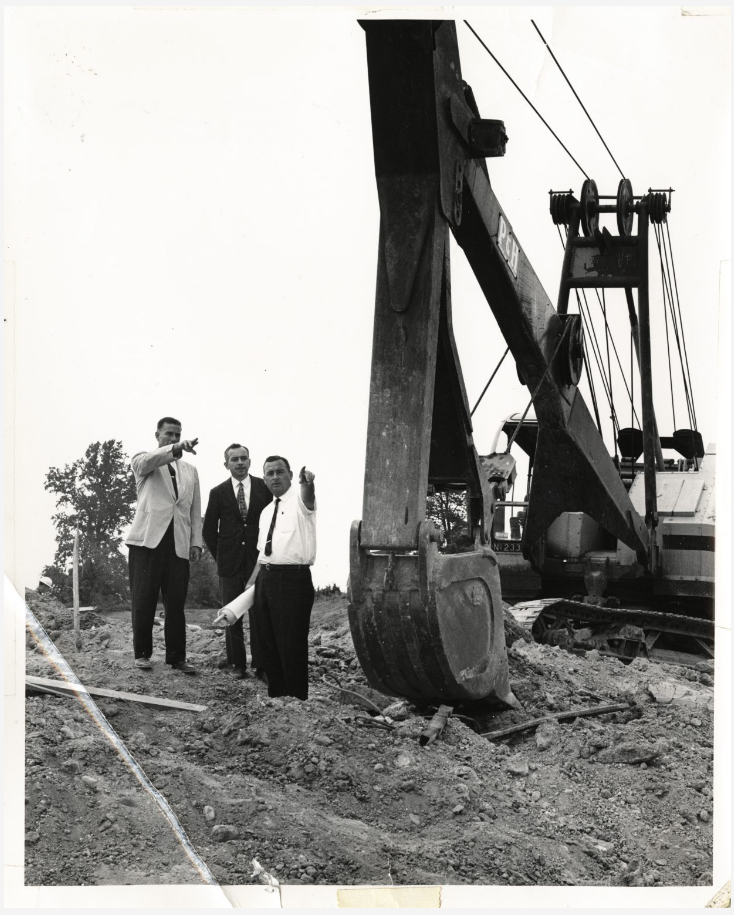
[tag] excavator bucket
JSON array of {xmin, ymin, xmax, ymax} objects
[{"xmin": 348, "ymin": 522, "xmax": 518, "ymax": 706}]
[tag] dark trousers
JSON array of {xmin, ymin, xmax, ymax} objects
[
  {"xmin": 128, "ymin": 522, "xmax": 189, "ymax": 664},
  {"xmin": 254, "ymin": 566, "xmax": 314, "ymax": 700},
  {"xmin": 219, "ymin": 572, "xmax": 263, "ymax": 670}
]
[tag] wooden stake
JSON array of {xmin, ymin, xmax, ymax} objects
[{"xmin": 72, "ymin": 528, "xmax": 82, "ymax": 648}]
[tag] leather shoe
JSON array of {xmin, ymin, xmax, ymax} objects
[
  {"xmin": 170, "ymin": 660, "xmax": 197, "ymax": 674},
  {"xmin": 233, "ymin": 667, "xmax": 247, "ymax": 680},
  {"xmin": 255, "ymin": 668, "xmax": 268, "ymax": 683},
  {"xmin": 135, "ymin": 657, "xmax": 153, "ymax": 670}
]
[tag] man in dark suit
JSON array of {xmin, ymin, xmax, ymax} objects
[{"xmin": 203, "ymin": 443, "xmax": 272, "ymax": 678}]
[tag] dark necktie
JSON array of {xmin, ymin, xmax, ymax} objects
[
  {"xmin": 237, "ymin": 482, "xmax": 248, "ymax": 522},
  {"xmin": 263, "ymin": 498, "xmax": 281, "ymax": 557},
  {"xmin": 168, "ymin": 464, "xmax": 178, "ymax": 499}
]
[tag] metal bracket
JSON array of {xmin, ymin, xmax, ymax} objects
[{"xmin": 448, "ymin": 95, "xmax": 507, "ymax": 158}]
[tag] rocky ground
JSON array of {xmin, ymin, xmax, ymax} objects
[{"xmin": 23, "ymin": 588, "xmax": 714, "ymax": 889}]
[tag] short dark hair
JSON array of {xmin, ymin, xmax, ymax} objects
[
  {"xmin": 263, "ymin": 455, "xmax": 290, "ymax": 472},
  {"xmin": 157, "ymin": 416, "xmax": 182, "ymax": 430},
  {"xmin": 224, "ymin": 443, "xmax": 250, "ymax": 461}
]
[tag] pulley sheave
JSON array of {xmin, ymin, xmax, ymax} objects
[
  {"xmin": 558, "ymin": 313, "xmax": 585, "ymax": 387},
  {"xmin": 616, "ymin": 178, "xmax": 634, "ymax": 236},
  {"xmin": 580, "ymin": 178, "xmax": 599, "ymax": 237}
]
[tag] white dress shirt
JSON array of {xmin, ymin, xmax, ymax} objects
[{"xmin": 257, "ymin": 484, "xmax": 316, "ymax": 565}]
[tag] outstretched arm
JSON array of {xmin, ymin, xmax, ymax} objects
[
  {"xmin": 299, "ymin": 466, "xmax": 316, "ymax": 510},
  {"xmin": 131, "ymin": 438, "xmax": 198, "ymax": 477}
]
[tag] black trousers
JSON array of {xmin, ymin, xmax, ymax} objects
[
  {"xmin": 219, "ymin": 572, "xmax": 263, "ymax": 670},
  {"xmin": 254, "ymin": 565, "xmax": 314, "ymax": 700},
  {"xmin": 128, "ymin": 522, "xmax": 189, "ymax": 664}
]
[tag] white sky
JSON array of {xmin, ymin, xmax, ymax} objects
[{"xmin": 5, "ymin": 6, "xmax": 730, "ymax": 591}]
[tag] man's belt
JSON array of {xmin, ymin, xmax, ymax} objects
[{"xmin": 261, "ymin": 563, "xmax": 312, "ymax": 571}]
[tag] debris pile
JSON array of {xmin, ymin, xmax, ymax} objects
[{"xmin": 24, "ymin": 590, "xmax": 714, "ymax": 887}]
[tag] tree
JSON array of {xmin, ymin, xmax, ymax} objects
[
  {"xmin": 425, "ymin": 488, "xmax": 472, "ymax": 552},
  {"xmin": 44, "ymin": 440, "xmax": 137, "ymax": 607}
]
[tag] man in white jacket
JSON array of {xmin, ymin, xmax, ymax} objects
[{"xmin": 126, "ymin": 416, "xmax": 203, "ymax": 673}]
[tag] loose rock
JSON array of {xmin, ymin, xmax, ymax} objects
[
  {"xmin": 506, "ymin": 756, "xmax": 529, "ymax": 777},
  {"xmin": 211, "ymin": 825, "xmax": 239, "ymax": 842},
  {"xmin": 535, "ymin": 719, "xmax": 561, "ymax": 752}
]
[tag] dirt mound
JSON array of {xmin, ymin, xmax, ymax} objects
[{"xmin": 24, "ymin": 590, "xmax": 713, "ymax": 887}]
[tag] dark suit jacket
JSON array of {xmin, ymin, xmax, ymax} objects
[{"xmin": 202, "ymin": 475, "xmax": 273, "ymax": 579}]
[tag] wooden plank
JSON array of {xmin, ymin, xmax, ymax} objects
[
  {"xmin": 25, "ymin": 675, "xmax": 207, "ymax": 712},
  {"xmin": 25, "ymin": 682, "xmax": 77, "ymax": 701}
]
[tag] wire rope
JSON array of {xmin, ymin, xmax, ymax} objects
[
  {"xmin": 505, "ymin": 318, "xmax": 574, "ymax": 453},
  {"xmin": 530, "ymin": 20, "xmax": 625, "ymax": 179},
  {"xmin": 471, "ymin": 346, "xmax": 511, "ymax": 416},
  {"xmin": 463, "ymin": 20, "xmax": 589, "ymax": 179},
  {"xmin": 657, "ymin": 226, "xmax": 678, "ymax": 428},
  {"xmin": 654, "ymin": 224, "xmax": 696, "ymax": 430},
  {"xmin": 630, "ymin": 331, "xmax": 635, "ymax": 429},
  {"xmin": 590, "ymin": 287, "xmax": 640, "ymax": 430},
  {"xmin": 576, "ymin": 291, "xmax": 622, "ymax": 436},
  {"xmin": 600, "ymin": 289, "xmax": 619, "ymax": 458},
  {"xmin": 660, "ymin": 229, "xmax": 695, "ymax": 427},
  {"xmin": 665, "ymin": 221, "xmax": 698, "ymax": 429}
]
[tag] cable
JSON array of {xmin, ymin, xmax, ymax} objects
[
  {"xmin": 655, "ymin": 222, "xmax": 700, "ymax": 470},
  {"xmin": 657, "ymin": 224, "xmax": 697, "ymax": 471},
  {"xmin": 556, "ymin": 227, "xmax": 602, "ymax": 436},
  {"xmin": 630, "ymin": 331, "xmax": 635, "ymax": 429},
  {"xmin": 471, "ymin": 346, "xmax": 511, "ymax": 416},
  {"xmin": 590, "ymin": 287, "xmax": 639, "ymax": 430},
  {"xmin": 531, "ymin": 20, "xmax": 625, "ymax": 180},
  {"xmin": 664, "ymin": 221, "xmax": 699, "ymax": 431},
  {"xmin": 505, "ymin": 319, "xmax": 574, "ymax": 453},
  {"xmin": 654, "ymin": 224, "xmax": 696, "ymax": 430},
  {"xmin": 657, "ymin": 227, "xmax": 678, "ymax": 428},
  {"xmin": 577, "ymin": 291, "xmax": 623, "ymax": 435},
  {"xmin": 555, "ymin": 225, "xmax": 627, "ymax": 436},
  {"xmin": 463, "ymin": 20, "xmax": 589, "ymax": 179},
  {"xmin": 600, "ymin": 289, "xmax": 619, "ymax": 458}
]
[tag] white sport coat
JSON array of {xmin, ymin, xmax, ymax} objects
[{"xmin": 125, "ymin": 445, "xmax": 203, "ymax": 559}]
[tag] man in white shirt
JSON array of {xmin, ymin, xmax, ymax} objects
[{"xmin": 244, "ymin": 455, "xmax": 316, "ymax": 700}]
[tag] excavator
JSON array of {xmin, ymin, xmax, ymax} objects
[{"xmin": 347, "ymin": 20, "xmax": 715, "ymax": 706}]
